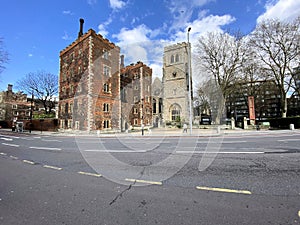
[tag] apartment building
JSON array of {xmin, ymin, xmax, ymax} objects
[
  {"xmin": 120, "ymin": 61, "xmax": 152, "ymax": 130},
  {"xmin": 58, "ymin": 19, "xmax": 121, "ymax": 131}
]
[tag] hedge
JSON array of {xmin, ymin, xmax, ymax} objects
[{"xmin": 268, "ymin": 116, "xmax": 300, "ymax": 129}]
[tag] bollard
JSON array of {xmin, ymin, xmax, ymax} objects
[{"xmin": 289, "ymin": 124, "xmax": 294, "ymax": 130}]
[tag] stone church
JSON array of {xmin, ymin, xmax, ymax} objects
[{"xmin": 162, "ymin": 42, "xmax": 192, "ymax": 124}]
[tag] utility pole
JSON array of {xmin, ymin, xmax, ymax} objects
[{"xmin": 187, "ymin": 27, "xmax": 193, "ymax": 135}]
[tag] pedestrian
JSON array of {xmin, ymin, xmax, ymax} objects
[{"xmin": 183, "ymin": 123, "xmax": 187, "ymax": 133}]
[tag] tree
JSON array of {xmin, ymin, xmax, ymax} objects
[
  {"xmin": 0, "ymin": 37, "xmax": 9, "ymax": 76},
  {"xmin": 16, "ymin": 71, "xmax": 58, "ymax": 114},
  {"xmin": 249, "ymin": 17, "xmax": 300, "ymax": 118},
  {"xmin": 195, "ymin": 31, "xmax": 247, "ymax": 123}
]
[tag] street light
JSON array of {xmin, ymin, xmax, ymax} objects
[{"xmin": 187, "ymin": 27, "xmax": 193, "ymax": 134}]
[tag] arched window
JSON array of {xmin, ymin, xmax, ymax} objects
[
  {"xmin": 170, "ymin": 104, "xmax": 181, "ymax": 121},
  {"xmin": 171, "ymin": 55, "xmax": 175, "ymax": 63}
]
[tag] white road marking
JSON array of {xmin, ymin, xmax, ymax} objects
[
  {"xmin": 78, "ymin": 171, "xmax": 102, "ymax": 177},
  {"xmin": 43, "ymin": 165, "xmax": 62, "ymax": 170},
  {"xmin": 29, "ymin": 146, "xmax": 61, "ymax": 151},
  {"xmin": 84, "ymin": 149, "xmax": 146, "ymax": 153},
  {"xmin": 277, "ymin": 139, "xmax": 300, "ymax": 142},
  {"xmin": 23, "ymin": 160, "xmax": 35, "ymax": 165},
  {"xmin": 197, "ymin": 141, "xmax": 247, "ymax": 144},
  {"xmin": 42, "ymin": 139, "xmax": 62, "ymax": 143},
  {"xmin": 2, "ymin": 143, "xmax": 19, "ymax": 147},
  {"xmin": 0, "ymin": 137, "xmax": 13, "ymax": 141},
  {"xmin": 196, "ymin": 186, "xmax": 252, "ymax": 195},
  {"xmin": 176, "ymin": 151, "xmax": 265, "ymax": 154},
  {"xmin": 125, "ymin": 178, "xmax": 162, "ymax": 185},
  {"xmin": 0, "ymin": 135, "xmax": 19, "ymax": 139},
  {"xmin": 9, "ymin": 155, "xmax": 18, "ymax": 160},
  {"xmin": 0, "ymin": 152, "xmax": 7, "ymax": 156}
]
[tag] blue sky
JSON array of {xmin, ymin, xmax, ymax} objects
[{"xmin": 0, "ymin": 0, "xmax": 299, "ymax": 91}]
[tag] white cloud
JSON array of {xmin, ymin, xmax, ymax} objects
[
  {"xmin": 62, "ymin": 10, "xmax": 74, "ymax": 16},
  {"xmin": 28, "ymin": 53, "xmax": 33, "ymax": 57},
  {"xmin": 166, "ymin": 0, "xmax": 215, "ymax": 31},
  {"xmin": 98, "ymin": 17, "xmax": 112, "ymax": 37},
  {"xmin": 62, "ymin": 31, "xmax": 72, "ymax": 41},
  {"xmin": 257, "ymin": 0, "xmax": 300, "ymax": 23},
  {"xmin": 109, "ymin": 0, "xmax": 126, "ymax": 10},
  {"xmin": 172, "ymin": 14, "xmax": 236, "ymax": 46},
  {"xmin": 87, "ymin": 0, "xmax": 97, "ymax": 5}
]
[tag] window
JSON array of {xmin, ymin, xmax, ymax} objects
[
  {"xmin": 134, "ymin": 119, "xmax": 138, "ymax": 125},
  {"xmin": 103, "ymin": 103, "xmax": 109, "ymax": 112},
  {"xmin": 103, "ymin": 65, "xmax": 110, "ymax": 76},
  {"xmin": 171, "ymin": 55, "xmax": 175, "ymax": 63},
  {"xmin": 103, "ymin": 83, "xmax": 110, "ymax": 93},
  {"xmin": 175, "ymin": 54, "xmax": 179, "ymax": 62},
  {"xmin": 171, "ymin": 105, "xmax": 181, "ymax": 121},
  {"xmin": 103, "ymin": 120, "xmax": 110, "ymax": 128},
  {"xmin": 12, "ymin": 104, "xmax": 17, "ymax": 109},
  {"xmin": 103, "ymin": 50, "xmax": 109, "ymax": 60},
  {"xmin": 134, "ymin": 74, "xmax": 139, "ymax": 79},
  {"xmin": 134, "ymin": 107, "xmax": 138, "ymax": 114}
]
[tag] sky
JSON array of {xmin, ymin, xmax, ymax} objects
[{"xmin": 0, "ymin": 0, "xmax": 299, "ymax": 91}]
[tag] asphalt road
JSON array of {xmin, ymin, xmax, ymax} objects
[{"xmin": 0, "ymin": 130, "xmax": 300, "ymax": 225}]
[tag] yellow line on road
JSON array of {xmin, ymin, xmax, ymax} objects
[
  {"xmin": 125, "ymin": 178, "xmax": 162, "ymax": 185},
  {"xmin": 43, "ymin": 165, "xmax": 62, "ymax": 170},
  {"xmin": 196, "ymin": 186, "xmax": 252, "ymax": 195},
  {"xmin": 78, "ymin": 171, "xmax": 102, "ymax": 177},
  {"xmin": 23, "ymin": 160, "xmax": 35, "ymax": 165}
]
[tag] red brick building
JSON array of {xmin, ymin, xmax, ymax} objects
[
  {"xmin": 58, "ymin": 19, "xmax": 121, "ymax": 131},
  {"xmin": 120, "ymin": 61, "xmax": 152, "ymax": 131}
]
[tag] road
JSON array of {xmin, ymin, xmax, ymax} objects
[{"xmin": 0, "ymin": 130, "xmax": 299, "ymax": 225}]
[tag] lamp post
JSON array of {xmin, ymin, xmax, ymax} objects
[{"xmin": 187, "ymin": 27, "xmax": 193, "ymax": 134}]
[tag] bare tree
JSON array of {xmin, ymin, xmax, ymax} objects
[
  {"xmin": 16, "ymin": 71, "xmax": 58, "ymax": 114},
  {"xmin": 195, "ymin": 31, "xmax": 247, "ymax": 123},
  {"xmin": 0, "ymin": 37, "xmax": 9, "ymax": 76},
  {"xmin": 249, "ymin": 17, "xmax": 300, "ymax": 118}
]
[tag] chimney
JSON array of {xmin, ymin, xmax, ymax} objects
[
  {"xmin": 7, "ymin": 84, "xmax": 13, "ymax": 92},
  {"xmin": 120, "ymin": 55, "xmax": 124, "ymax": 69},
  {"xmin": 78, "ymin": 18, "xmax": 84, "ymax": 38}
]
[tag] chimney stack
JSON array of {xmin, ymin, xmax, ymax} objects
[
  {"xmin": 120, "ymin": 55, "xmax": 124, "ymax": 69},
  {"xmin": 7, "ymin": 84, "xmax": 13, "ymax": 92},
  {"xmin": 78, "ymin": 18, "xmax": 84, "ymax": 38}
]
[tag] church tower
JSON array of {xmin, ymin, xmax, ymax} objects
[{"xmin": 162, "ymin": 42, "xmax": 192, "ymax": 124}]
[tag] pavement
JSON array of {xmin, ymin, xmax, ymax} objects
[{"xmin": 1, "ymin": 126, "xmax": 299, "ymax": 137}]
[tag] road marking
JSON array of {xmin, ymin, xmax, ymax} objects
[
  {"xmin": 29, "ymin": 146, "xmax": 61, "ymax": 151},
  {"xmin": 197, "ymin": 141, "xmax": 247, "ymax": 144},
  {"xmin": 2, "ymin": 143, "xmax": 20, "ymax": 147},
  {"xmin": 9, "ymin": 155, "xmax": 18, "ymax": 160},
  {"xmin": 84, "ymin": 149, "xmax": 146, "ymax": 153},
  {"xmin": 78, "ymin": 171, "xmax": 102, "ymax": 177},
  {"xmin": 0, "ymin": 137, "xmax": 13, "ymax": 141},
  {"xmin": 176, "ymin": 151, "xmax": 265, "ymax": 154},
  {"xmin": 196, "ymin": 186, "xmax": 252, "ymax": 195},
  {"xmin": 0, "ymin": 135, "xmax": 19, "ymax": 139},
  {"xmin": 0, "ymin": 152, "xmax": 7, "ymax": 156},
  {"xmin": 298, "ymin": 210, "xmax": 300, "ymax": 218},
  {"xmin": 23, "ymin": 160, "xmax": 35, "ymax": 165},
  {"xmin": 42, "ymin": 139, "xmax": 62, "ymax": 143},
  {"xmin": 125, "ymin": 178, "xmax": 162, "ymax": 185},
  {"xmin": 277, "ymin": 139, "xmax": 300, "ymax": 142},
  {"xmin": 43, "ymin": 165, "xmax": 62, "ymax": 170}
]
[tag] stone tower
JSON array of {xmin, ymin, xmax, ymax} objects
[{"xmin": 162, "ymin": 42, "xmax": 192, "ymax": 124}]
